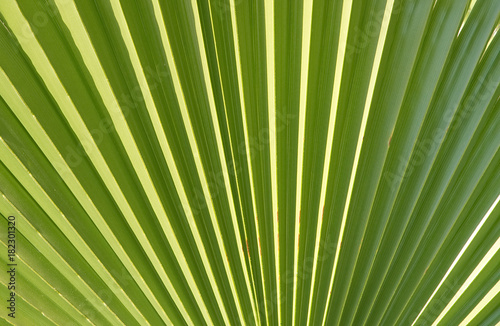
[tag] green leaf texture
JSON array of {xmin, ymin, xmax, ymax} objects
[{"xmin": 0, "ymin": 0, "xmax": 499, "ymax": 325}]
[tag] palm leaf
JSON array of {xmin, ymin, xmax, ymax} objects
[{"xmin": 0, "ymin": 0, "xmax": 499, "ymax": 325}]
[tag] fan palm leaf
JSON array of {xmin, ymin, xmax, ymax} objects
[{"xmin": 0, "ymin": 0, "xmax": 499, "ymax": 325}]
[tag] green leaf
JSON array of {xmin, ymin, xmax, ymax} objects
[{"xmin": 0, "ymin": 0, "xmax": 498, "ymax": 325}]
